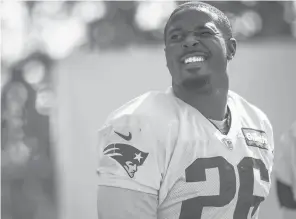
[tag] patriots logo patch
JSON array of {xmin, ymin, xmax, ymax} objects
[
  {"xmin": 241, "ymin": 128, "xmax": 268, "ymax": 150},
  {"xmin": 103, "ymin": 143, "xmax": 149, "ymax": 178}
]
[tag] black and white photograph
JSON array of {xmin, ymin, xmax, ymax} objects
[{"xmin": 1, "ymin": 1, "xmax": 296, "ymax": 219}]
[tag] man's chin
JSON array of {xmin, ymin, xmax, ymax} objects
[{"xmin": 181, "ymin": 76, "xmax": 211, "ymax": 93}]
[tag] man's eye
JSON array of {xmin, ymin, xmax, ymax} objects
[
  {"xmin": 170, "ymin": 34, "xmax": 182, "ymax": 40},
  {"xmin": 200, "ymin": 31, "xmax": 213, "ymax": 36}
]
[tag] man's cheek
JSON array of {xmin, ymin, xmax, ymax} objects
[
  {"xmin": 166, "ymin": 43, "xmax": 181, "ymax": 54},
  {"xmin": 216, "ymin": 39, "xmax": 228, "ymax": 56},
  {"xmin": 167, "ymin": 52, "xmax": 180, "ymax": 66}
]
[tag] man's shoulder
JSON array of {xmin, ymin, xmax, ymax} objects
[
  {"xmin": 106, "ymin": 89, "xmax": 178, "ymax": 125},
  {"xmin": 97, "ymin": 90, "xmax": 178, "ymax": 192},
  {"xmin": 228, "ymin": 90, "xmax": 270, "ymax": 124}
]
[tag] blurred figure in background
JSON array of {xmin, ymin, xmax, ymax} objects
[
  {"xmin": 1, "ymin": 70, "xmax": 32, "ymax": 219},
  {"xmin": 1, "ymin": 57, "xmax": 56, "ymax": 219},
  {"xmin": 275, "ymin": 121, "xmax": 296, "ymax": 219}
]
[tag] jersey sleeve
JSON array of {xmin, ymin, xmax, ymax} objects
[
  {"xmin": 97, "ymin": 185, "xmax": 158, "ymax": 219},
  {"xmin": 96, "ymin": 113, "xmax": 167, "ymax": 195},
  {"xmin": 264, "ymin": 118, "xmax": 275, "ymax": 153},
  {"xmin": 260, "ymin": 113, "xmax": 275, "ymax": 174}
]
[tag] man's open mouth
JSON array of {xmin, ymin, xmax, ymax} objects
[
  {"xmin": 184, "ymin": 56, "xmax": 205, "ymax": 64},
  {"xmin": 181, "ymin": 52, "xmax": 209, "ymax": 65}
]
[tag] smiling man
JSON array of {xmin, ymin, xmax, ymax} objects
[{"xmin": 96, "ymin": 2, "xmax": 274, "ymax": 219}]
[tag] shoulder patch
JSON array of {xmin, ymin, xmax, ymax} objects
[
  {"xmin": 241, "ymin": 128, "xmax": 268, "ymax": 150},
  {"xmin": 103, "ymin": 143, "xmax": 149, "ymax": 178}
]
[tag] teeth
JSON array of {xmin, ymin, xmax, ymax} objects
[{"xmin": 184, "ymin": 56, "xmax": 205, "ymax": 64}]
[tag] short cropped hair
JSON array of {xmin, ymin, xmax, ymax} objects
[{"xmin": 164, "ymin": 1, "xmax": 233, "ymax": 40}]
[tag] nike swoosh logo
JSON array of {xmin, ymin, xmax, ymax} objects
[{"xmin": 114, "ymin": 131, "xmax": 132, "ymax": 141}]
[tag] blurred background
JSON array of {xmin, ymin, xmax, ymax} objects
[{"xmin": 1, "ymin": 1, "xmax": 296, "ymax": 219}]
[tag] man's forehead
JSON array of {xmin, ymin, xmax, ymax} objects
[
  {"xmin": 189, "ymin": 6, "xmax": 218, "ymax": 20},
  {"xmin": 167, "ymin": 8, "xmax": 219, "ymax": 30},
  {"xmin": 171, "ymin": 7, "xmax": 218, "ymax": 22}
]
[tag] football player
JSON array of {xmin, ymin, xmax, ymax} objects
[
  {"xmin": 275, "ymin": 122, "xmax": 296, "ymax": 219},
  {"xmin": 96, "ymin": 2, "xmax": 274, "ymax": 219}
]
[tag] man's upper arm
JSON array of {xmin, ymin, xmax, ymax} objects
[
  {"xmin": 97, "ymin": 186, "xmax": 158, "ymax": 219},
  {"xmin": 96, "ymin": 114, "xmax": 168, "ymax": 218}
]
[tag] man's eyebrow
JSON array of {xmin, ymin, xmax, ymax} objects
[
  {"xmin": 197, "ymin": 23, "xmax": 218, "ymax": 31},
  {"xmin": 167, "ymin": 23, "xmax": 219, "ymax": 35},
  {"xmin": 198, "ymin": 26, "xmax": 211, "ymax": 30},
  {"xmin": 167, "ymin": 27, "xmax": 182, "ymax": 35}
]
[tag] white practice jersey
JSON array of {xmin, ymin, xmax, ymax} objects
[{"xmin": 97, "ymin": 87, "xmax": 274, "ymax": 219}]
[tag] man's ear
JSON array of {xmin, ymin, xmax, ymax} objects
[{"xmin": 227, "ymin": 37, "xmax": 237, "ymax": 60}]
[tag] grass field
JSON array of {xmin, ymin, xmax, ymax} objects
[{"xmin": 54, "ymin": 39, "xmax": 296, "ymax": 219}]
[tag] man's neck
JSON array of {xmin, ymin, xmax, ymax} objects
[{"xmin": 173, "ymin": 85, "xmax": 228, "ymax": 121}]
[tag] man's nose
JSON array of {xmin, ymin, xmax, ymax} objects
[{"xmin": 182, "ymin": 35, "xmax": 200, "ymax": 48}]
